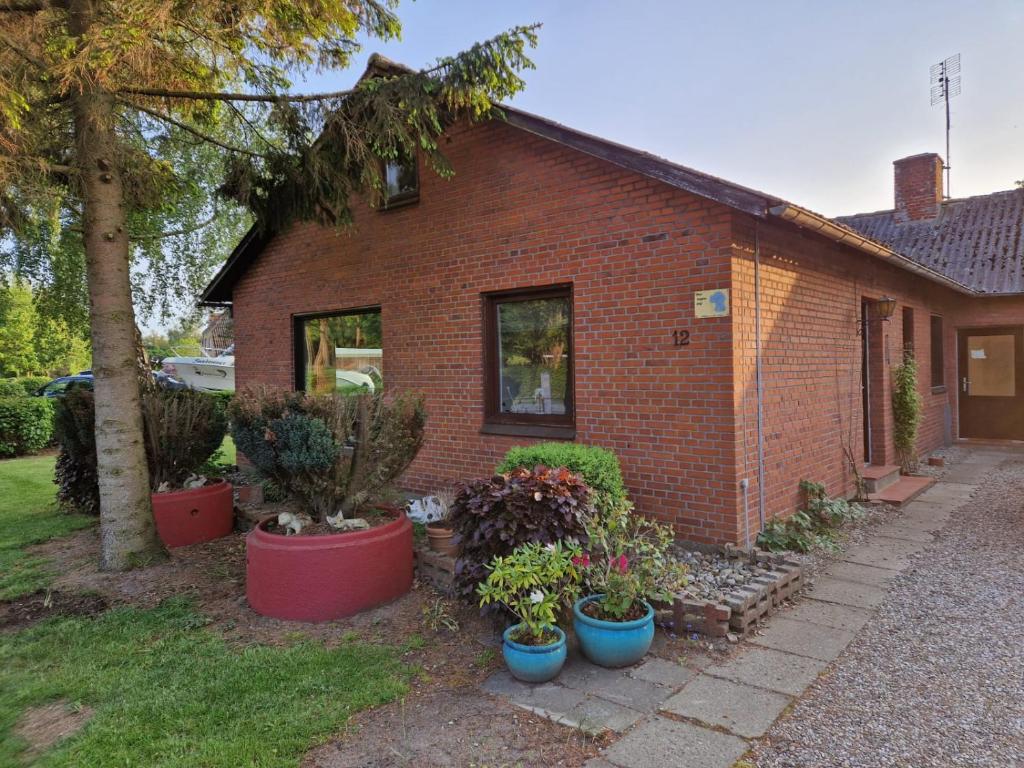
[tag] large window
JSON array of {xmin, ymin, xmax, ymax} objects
[
  {"xmin": 483, "ymin": 285, "xmax": 574, "ymax": 436},
  {"xmin": 295, "ymin": 308, "xmax": 383, "ymax": 394},
  {"xmin": 930, "ymin": 314, "xmax": 945, "ymax": 389}
]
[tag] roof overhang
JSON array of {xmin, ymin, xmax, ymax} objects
[{"xmin": 769, "ymin": 204, "xmax": 976, "ymax": 296}]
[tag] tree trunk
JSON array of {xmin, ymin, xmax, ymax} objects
[{"xmin": 70, "ymin": 0, "xmax": 165, "ymax": 570}]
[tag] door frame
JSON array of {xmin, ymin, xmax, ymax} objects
[{"xmin": 956, "ymin": 325, "xmax": 1024, "ymax": 441}]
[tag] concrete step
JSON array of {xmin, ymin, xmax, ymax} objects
[
  {"xmin": 861, "ymin": 464, "xmax": 901, "ymax": 493},
  {"xmin": 868, "ymin": 475, "xmax": 936, "ymax": 506}
]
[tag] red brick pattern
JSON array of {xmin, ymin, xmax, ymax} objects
[
  {"xmin": 894, "ymin": 153, "xmax": 944, "ymax": 222},
  {"xmin": 230, "ymin": 120, "xmax": 1022, "ymax": 546}
]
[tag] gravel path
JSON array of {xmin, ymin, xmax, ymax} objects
[{"xmin": 749, "ymin": 451, "xmax": 1024, "ymax": 768}]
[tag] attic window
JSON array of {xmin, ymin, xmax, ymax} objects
[{"xmin": 382, "ymin": 152, "xmax": 418, "ymax": 208}]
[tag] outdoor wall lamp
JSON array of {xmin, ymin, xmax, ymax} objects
[{"xmin": 857, "ymin": 296, "xmax": 897, "ymax": 335}]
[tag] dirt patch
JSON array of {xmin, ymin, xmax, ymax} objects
[
  {"xmin": 304, "ymin": 687, "xmax": 605, "ymax": 768},
  {"xmin": 13, "ymin": 700, "xmax": 93, "ymax": 760},
  {"xmin": 0, "ymin": 589, "xmax": 108, "ymax": 631}
]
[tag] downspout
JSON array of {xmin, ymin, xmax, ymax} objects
[{"xmin": 754, "ymin": 223, "xmax": 767, "ymax": 533}]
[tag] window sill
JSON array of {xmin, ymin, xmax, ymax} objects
[
  {"xmin": 480, "ymin": 422, "xmax": 576, "ymax": 440},
  {"xmin": 381, "ymin": 194, "xmax": 419, "ymax": 211},
  {"xmin": 931, "ymin": 386, "xmax": 947, "ymax": 394}
]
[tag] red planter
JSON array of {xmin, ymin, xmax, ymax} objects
[
  {"xmin": 152, "ymin": 480, "xmax": 234, "ymax": 548},
  {"xmin": 246, "ymin": 506, "xmax": 413, "ymax": 622}
]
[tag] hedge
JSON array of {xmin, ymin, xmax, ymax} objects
[
  {"xmin": 0, "ymin": 377, "xmax": 52, "ymax": 397},
  {"xmin": 496, "ymin": 442, "xmax": 626, "ymax": 507},
  {"xmin": 0, "ymin": 396, "xmax": 54, "ymax": 457}
]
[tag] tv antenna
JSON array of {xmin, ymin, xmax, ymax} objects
[{"xmin": 930, "ymin": 53, "xmax": 961, "ymax": 198}]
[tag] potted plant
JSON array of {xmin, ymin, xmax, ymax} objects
[
  {"xmin": 424, "ymin": 488, "xmax": 458, "ymax": 557},
  {"xmin": 573, "ymin": 501, "xmax": 687, "ymax": 667},
  {"xmin": 477, "ymin": 540, "xmax": 582, "ymax": 683},
  {"xmin": 230, "ymin": 387, "xmax": 426, "ymax": 621},
  {"xmin": 144, "ymin": 389, "xmax": 232, "ymax": 548}
]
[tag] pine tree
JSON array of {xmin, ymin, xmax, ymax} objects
[{"xmin": 0, "ymin": 0, "xmax": 537, "ymax": 569}]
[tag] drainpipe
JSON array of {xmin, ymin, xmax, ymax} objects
[{"xmin": 754, "ymin": 224, "xmax": 767, "ymax": 533}]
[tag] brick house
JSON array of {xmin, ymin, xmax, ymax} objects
[{"xmin": 201, "ymin": 105, "xmax": 1024, "ymax": 547}]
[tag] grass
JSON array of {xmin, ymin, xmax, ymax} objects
[
  {"xmin": 0, "ymin": 453, "xmax": 414, "ymax": 766},
  {"xmin": 216, "ymin": 434, "xmax": 236, "ymax": 466},
  {"xmin": 0, "ymin": 455, "xmax": 94, "ymax": 600},
  {"xmin": 0, "ymin": 598, "xmax": 411, "ymax": 767}
]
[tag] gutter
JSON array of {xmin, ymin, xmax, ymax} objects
[{"xmin": 769, "ymin": 204, "xmax": 976, "ymax": 296}]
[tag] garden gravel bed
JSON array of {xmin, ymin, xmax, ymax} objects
[{"xmin": 748, "ymin": 452, "xmax": 1024, "ymax": 768}]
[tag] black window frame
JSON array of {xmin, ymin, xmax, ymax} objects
[
  {"xmin": 293, "ymin": 305, "xmax": 383, "ymax": 393},
  {"xmin": 930, "ymin": 314, "xmax": 945, "ymax": 390},
  {"xmin": 482, "ymin": 284, "xmax": 575, "ymax": 439},
  {"xmin": 380, "ymin": 152, "xmax": 419, "ymax": 210},
  {"xmin": 902, "ymin": 306, "xmax": 915, "ymax": 359}
]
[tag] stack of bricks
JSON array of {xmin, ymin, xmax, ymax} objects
[
  {"xmin": 414, "ymin": 546, "xmax": 456, "ymax": 593},
  {"xmin": 672, "ymin": 550, "xmax": 803, "ymax": 638}
]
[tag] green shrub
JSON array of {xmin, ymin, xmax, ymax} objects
[
  {"xmin": 496, "ymin": 443, "xmax": 626, "ymax": 509},
  {"xmin": 53, "ymin": 389, "xmax": 100, "ymax": 514},
  {"xmin": 229, "ymin": 387, "xmax": 426, "ymax": 521},
  {"xmin": 53, "ymin": 388, "xmax": 229, "ymax": 511},
  {"xmin": 0, "ymin": 380, "xmax": 24, "ymax": 398},
  {"xmin": 0, "ymin": 396, "xmax": 54, "ymax": 457},
  {"xmin": 17, "ymin": 376, "xmax": 51, "ymax": 395},
  {"xmin": 757, "ymin": 479, "xmax": 864, "ymax": 553},
  {"xmin": 450, "ymin": 466, "xmax": 591, "ymax": 606},
  {"xmin": 142, "ymin": 390, "xmax": 228, "ymax": 490},
  {"xmin": 892, "ymin": 355, "xmax": 922, "ymax": 473}
]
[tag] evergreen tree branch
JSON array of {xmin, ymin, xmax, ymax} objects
[
  {"xmin": 117, "ymin": 98, "xmax": 267, "ymax": 159},
  {"xmin": 117, "ymin": 86, "xmax": 356, "ymax": 103}
]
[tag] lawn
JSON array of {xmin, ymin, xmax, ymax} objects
[
  {"xmin": 0, "ymin": 455, "xmax": 94, "ymax": 600},
  {"xmin": 0, "ymin": 452, "xmax": 413, "ymax": 767}
]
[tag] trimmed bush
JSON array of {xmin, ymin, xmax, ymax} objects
[
  {"xmin": 496, "ymin": 442, "xmax": 626, "ymax": 509},
  {"xmin": 450, "ymin": 466, "xmax": 591, "ymax": 606},
  {"xmin": 0, "ymin": 380, "xmax": 24, "ymax": 398},
  {"xmin": 53, "ymin": 388, "xmax": 229, "ymax": 513},
  {"xmin": 0, "ymin": 396, "xmax": 54, "ymax": 457},
  {"xmin": 54, "ymin": 389, "xmax": 100, "ymax": 514},
  {"xmin": 230, "ymin": 387, "xmax": 426, "ymax": 521}
]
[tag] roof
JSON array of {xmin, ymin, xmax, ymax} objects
[
  {"xmin": 836, "ymin": 188, "xmax": 1024, "ymax": 295},
  {"xmin": 199, "ymin": 74, "xmax": 1009, "ymax": 304}
]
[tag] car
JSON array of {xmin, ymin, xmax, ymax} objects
[
  {"xmin": 34, "ymin": 375, "xmax": 94, "ymax": 398},
  {"xmin": 34, "ymin": 371, "xmax": 188, "ymax": 398}
]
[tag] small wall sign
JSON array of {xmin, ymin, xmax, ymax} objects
[{"xmin": 695, "ymin": 288, "xmax": 730, "ymax": 318}]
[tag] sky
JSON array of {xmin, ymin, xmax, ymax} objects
[{"xmin": 300, "ymin": 0, "xmax": 1024, "ymax": 217}]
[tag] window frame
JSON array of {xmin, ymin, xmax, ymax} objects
[
  {"xmin": 902, "ymin": 306, "xmax": 915, "ymax": 359},
  {"xmin": 380, "ymin": 153, "xmax": 419, "ymax": 210},
  {"xmin": 293, "ymin": 305, "xmax": 383, "ymax": 393},
  {"xmin": 482, "ymin": 284, "xmax": 576, "ymax": 439},
  {"xmin": 929, "ymin": 314, "xmax": 945, "ymax": 391}
]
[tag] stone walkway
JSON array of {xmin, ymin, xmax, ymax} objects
[{"xmin": 481, "ymin": 448, "xmax": 1002, "ymax": 768}]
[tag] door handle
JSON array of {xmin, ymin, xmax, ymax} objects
[{"xmin": 962, "ymin": 377, "xmax": 970, "ymax": 393}]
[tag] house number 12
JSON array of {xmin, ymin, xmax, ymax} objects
[{"xmin": 672, "ymin": 330, "xmax": 691, "ymax": 347}]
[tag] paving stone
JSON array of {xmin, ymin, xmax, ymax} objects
[
  {"xmin": 661, "ymin": 674, "xmax": 793, "ymax": 738},
  {"xmin": 704, "ymin": 646, "xmax": 828, "ymax": 696},
  {"xmin": 749, "ymin": 616, "xmax": 856, "ymax": 661},
  {"xmin": 601, "ymin": 715, "xmax": 748, "ymax": 768},
  {"xmin": 871, "ymin": 524, "xmax": 936, "ymax": 544},
  {"xmin": 629, "ymin": 656, "xmax": 699, "ymax": 689},
  {"xmin": 937, "ymin": 466, "xmax": 985, "ymax": 484},
  {"xmin": 889, "ymin": 512, "xmax": 948, "ymax": 532},
  {"xmin": 481, "ymin": 671, "xmax": 586, "ymax": 720},
  {"xmin": 807, "ymin": 576, "xmax": 888, "ymax": 609},
  {"xmin": 583, "ymin": 759, "xmax": 618, "ymax": 768},
  {"xmin": 841, "ymin": 539, "xmax": 925, "ymax": 571},
  {"xmin": 559, "ymin": 660, "xmax": 672, "ymax": 712},
  {"xmin": 822, "ymin": 560, "xmax": 898, "ymax": 586},
  {"xmin": 781, "ymin": 600, "xmax": 874, "ymax": 632},
  {"xmin": 565, "ymin": 696, "xmax": 645, "ymax": 734}
]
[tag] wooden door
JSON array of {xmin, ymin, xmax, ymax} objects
[{"xmin": 957, "ymin": 326, "xmax": 1024, "ymax": 440}]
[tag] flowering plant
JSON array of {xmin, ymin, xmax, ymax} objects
[
  {"xmin": 477, "ymin": 540, "xmax": 583, "ymax": 643},
  {"xmin": 578, "ymin": 500, "xmax": 688, "ymax": 621}
]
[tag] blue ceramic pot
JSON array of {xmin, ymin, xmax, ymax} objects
[
  {"xmin": 573, "ymin": 595, "xmax": 655, "ymax": 668},
  {"xmin": 502, "ymin": 624, "xmax": 567, "ymax": 683}
]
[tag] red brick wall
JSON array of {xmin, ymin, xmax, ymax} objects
[
  {"xmin": 730, "ymin": 214, "xmax": 1021, "ymax": 536},
  {"xmin": 894, "ymin": 153, "xmax": 944, "ymax": 222},
  {"xmin": 231, "ymin": 119, "xmax": 740, "ymax": 544}
]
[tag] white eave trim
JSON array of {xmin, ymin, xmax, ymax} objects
[{"xmin": 769, "ymin": 204, "xmax": 975, "ymax": 296}]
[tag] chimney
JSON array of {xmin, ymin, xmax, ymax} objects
[{"xmin": 894, "ymin": 153, "xmax": 944, "ymax": 221}]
